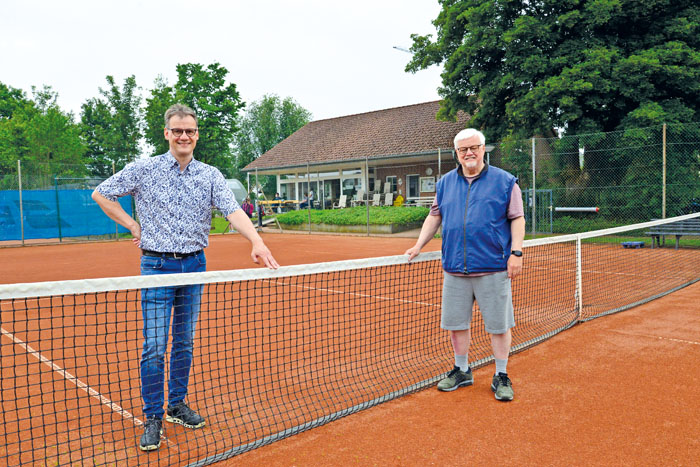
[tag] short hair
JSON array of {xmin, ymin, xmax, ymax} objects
[
  {"xmin": 454, "ymin": 128, "xmax": 485, "ymax": 148},
  {"xmin": 164, "ymin": 104, "xmax": 198, "ymax": 127}
]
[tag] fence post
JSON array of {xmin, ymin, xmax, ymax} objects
[
  {"xmin": 54, "ymin": 175, "xmax": 63, "ymax": 242},
  {"xmin": 662, "ymin": 123, "xmax": 667, "ymax": 219},
  {"xmin": 18, "ymin": 160, "xmax": 24, "ymax": 246},
  {"xmin": 531, "ymin": 138, "xmax": 536, "ymax": 236},
  {"xmin": 113, "ymin": 161, "xmax": 119, "ymax": 239}
]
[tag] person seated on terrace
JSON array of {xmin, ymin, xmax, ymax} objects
[
  {"xmin": 299, "ymin": 192, "xmax": 311, "ymax": 209},
  {"xmin": 273, "ymin": 193, "xmax": 283, "ymax": 213}
]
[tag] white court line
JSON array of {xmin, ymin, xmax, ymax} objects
[
  {"xmin": 528, "ymin": 265, "xmax": 686, "ymax": 280},
  {"xmin": 262, "ymin": 279, "xmax": 440, "ymax": 309},
  {"xmin": 609, "ymin": 329, "xmax": 700, "ymax": 346},
  {"xmin": 1, "ymin": 327, "xmax": 177, "ymax": 449}
]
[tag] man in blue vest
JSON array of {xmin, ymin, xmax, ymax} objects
[{"xmin": 405, "ymin": 128, "xmax": 525, "ymax": 401}]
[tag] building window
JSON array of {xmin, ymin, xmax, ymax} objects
[{"xmin": 386, "ymin": 176, "xmax": 397, "ymax": 193}]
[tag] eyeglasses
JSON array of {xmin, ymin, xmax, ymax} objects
[
  {"xmin": 167, "ymin": 128, "xmax": 198, "ymax": 137},
  {"xmin": 456, "ymin": 145, "xmax": 483, "ymax": 154}
]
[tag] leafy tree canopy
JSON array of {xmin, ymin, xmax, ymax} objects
[
  {"xmin": 235, "ymin": 94, "xmax": 312, "ymax": 193},
  {"xmin": 408, "ymin": 0, "xmax": 700, "ymax": 139},
  {"xmin": 80, "ymin": 75, "xmax": 142, "ymax": 177},
  {"xmin": 144, "ymin": 63, "xmax": 244, "ymax": 176},
  {"xmin": 0, "ymin": 85, "xmax": 87, "ymax": 186}
]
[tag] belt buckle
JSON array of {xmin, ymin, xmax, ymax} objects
[{"xmin": 172, "ymin": 252, "xmax": 184, "ymax": 259}]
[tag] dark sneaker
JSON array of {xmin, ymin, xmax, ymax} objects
[
  {"xmin": 166, "ymin": 402, "xmax": 206, "ymax": 429},
  {"xmin": 437, "ymin": 366, "xmax": 473, "ymax": 392},
  {"xmin": 139, "ymin": 416, "xmax": 163, "ymax": 451},
  {"xmin": 491, "ymin": 372, "xmax": 514, "ymax": 401}
]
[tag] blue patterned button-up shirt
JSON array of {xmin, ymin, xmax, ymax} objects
[{"xmin": 96, "ymin": 152, "xmax": 240, "ymax": 253}]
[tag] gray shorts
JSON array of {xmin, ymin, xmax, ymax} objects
[{"xmin": 441, "ymin": 271, "xmax": 515, "ymax": 334}]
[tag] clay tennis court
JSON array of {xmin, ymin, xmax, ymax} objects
[{"xmin": 1, "ymin": 233, "xmax": 699, "ymax": 465}]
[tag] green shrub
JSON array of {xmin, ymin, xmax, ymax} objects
[{"xmin": 276, "ymin": 206, "xmax": 429, "ymax": 226}]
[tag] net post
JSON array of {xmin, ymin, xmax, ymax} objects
[{"xmin": 576, "ymin": 234, "xmax": 583, "ymax": 320}]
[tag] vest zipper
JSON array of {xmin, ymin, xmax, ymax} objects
[{"xmin": 463, "ymin": 181, "xmax": 472, "ymax": 274}]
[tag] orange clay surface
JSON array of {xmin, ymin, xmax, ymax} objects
[
  {"xmin": 229, "ymin": 280, "xmax": 700, "ymax": 466},
  {"xmin": 0, "ymin": 232, "xmax": 437, "ymax": 284},
  {"xmin": 2, "ymin": 234, "xmax": 699, "ymax": 465}
]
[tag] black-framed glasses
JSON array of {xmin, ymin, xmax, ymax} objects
[
  {"xmin": 167, "ymin": 128, "xmax": 198, "ymax": 137},
  {"xmin": 456, "ymin": 144, "xmax": 483, "ymax": 154}
]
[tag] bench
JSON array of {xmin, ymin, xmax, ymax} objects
[
  {"xmin": 647, "ymin": 218, "xmax": 700, "ymax": 249},
  {"xmin": 406, "ymin": 197, "xmax": 435, "ymax": 207}
]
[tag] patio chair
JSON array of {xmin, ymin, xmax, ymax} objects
[
  {"xmin": 371, "ymin": 193, "xmax": 381, "ymax": 207},
  {"xmin": 332, "ymin": 194, "xmax": 347, "ymax": 209},
  {"xmin": 384, "ymin": 182, "xmax": 392, "ymax": 193},
  {"xmin": 384, "ymin": 193, "xmax": 393, "ymax": 206},
  {"xmin": 351, "ymin": 189, "xmax": 366, "ymax": 207}
]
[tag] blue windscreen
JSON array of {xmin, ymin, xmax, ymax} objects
[{"xmin": 0, "ymin": 189, "xmax": 133, "ymax": 241}]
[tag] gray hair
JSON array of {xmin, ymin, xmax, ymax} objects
[
  {"xmin": 164, "ymin": 104, "xmax": 198, "ymax": 127},
  {"xmin": 453, "ymin": 128, "xmax": 485, "ymax": 148}
]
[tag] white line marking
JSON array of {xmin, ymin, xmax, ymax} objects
[
  {"xmin": 1, "ymin": 327, "xmax": 142, "ymax": 424},
  {"xmin": 262, "ymin": 279, "xmax": 440, "ymax": 308},
  {"xmin": 1, "ymin": 327, "xmax": 177, "ymax": 449},
  {"xmin": 609, "ymin": 329, "xmax": 700, "ymax": 345}
]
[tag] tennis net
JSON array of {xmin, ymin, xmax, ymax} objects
[{"xmin": 1, "ymin": 213, "xmax": 699, "ymax": 466}]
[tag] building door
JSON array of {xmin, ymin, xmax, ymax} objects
[{"xmin": 407, "ymin": 174, "xmax": 419, "ymax": 198}]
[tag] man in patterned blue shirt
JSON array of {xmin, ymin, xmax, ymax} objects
[{"xmin": 93, "ymin": 104, "xmax": 279, "ymax": 451}]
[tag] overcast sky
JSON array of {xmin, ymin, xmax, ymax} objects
[{"xmin": 3, "ymin": 0, "xmax": 444, "ymax": 122}]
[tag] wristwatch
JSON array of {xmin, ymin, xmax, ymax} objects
[{"xmin": 511, "ymin": 250, "xmax": 523, "ymax": 257}]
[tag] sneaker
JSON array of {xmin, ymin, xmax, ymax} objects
[
  {"xmin": 166, "ymin": 402, "xmax": 206, "ymax": 429},
  {"xmin": 139, "ymin": 416, "xmax": 163, "ymax": 451},
  {"xmin": 437, "ymin": 366, "xmax": 473, "ymax": 392},
  {"xmin": 491, "ymin": 372, "xmax": 514, "ymax": 401}
]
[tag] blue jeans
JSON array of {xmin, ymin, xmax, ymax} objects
[{"xmin": 139, "ymin": 251, "xmax": 206, "ymax": 418}]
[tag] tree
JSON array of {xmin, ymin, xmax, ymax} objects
[
  {"xmin": 234, "ymin": 94, "xmax": 311, "ymax": 192},
  {"xmin": 144, "ymin": 63, "xmax": 244, "ymax": 176},
  {"xmin": 407, "ymin": 0, "xmax": 700, "ymax": 139},
  {"xmin": 0, "ymin": 82, "xmax": 29, "ymax": 120},
  {"xmin": 80, "ymin": 75, "xmax": 142, "ymax": 177},
  {"xmin": 0, "ymin": 86, "xmax": 87, "ymax": 188}
]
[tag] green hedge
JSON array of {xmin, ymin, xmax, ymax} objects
[{"xmin": 275, "ymin": 206, "xmax": 430, "ymax": 226}]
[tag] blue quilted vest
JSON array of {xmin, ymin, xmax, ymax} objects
[{"xmin": 437, "ymin": 164, "xmax": 517, "ymax": 274}]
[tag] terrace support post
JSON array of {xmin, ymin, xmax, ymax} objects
[
  {"xmin": 306, "ymin": 162, "xmax": 311, "ymax": 234},
  {"xmin": 18, "ymin": 160, "xmax": 24, "ymax": 246},
  {"xmin": 365, "ymin": 156, "xmax": 370, "ymax": 236},
  {"xmin": 531, "ymin": 138, "xmax": 536, "ymax": 237},
  {"xmin": 438, "ymin": 148, "xmax": 441, "ymax": 180},
  {"xmin": 662, "ymin": 123, "xmax": 667, "ymax": 219}
]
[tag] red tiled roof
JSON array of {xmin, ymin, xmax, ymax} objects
[{"xmin": 244, "ymin": 101, "xmax": 470, "ymax": 171}]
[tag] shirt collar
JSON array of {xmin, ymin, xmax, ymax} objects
[
  {"xmin": 165, "ymin": 151, "xmax": 200, "ymax": 173},
  {"xmin": 458, "ymin": 163, "xmax": 489, "ymax": 180}
]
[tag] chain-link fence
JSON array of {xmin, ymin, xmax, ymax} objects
[
  {"xmin": 2, "ymin": 123, "xmax": 699, "ymax": 244},
  {"xmin": 0, "ymin": 161, "xmax": 132, "ymax": 245},
  {"xmin": 489, "ymin": 122, "xmax": 700, "ymax": 234}
]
